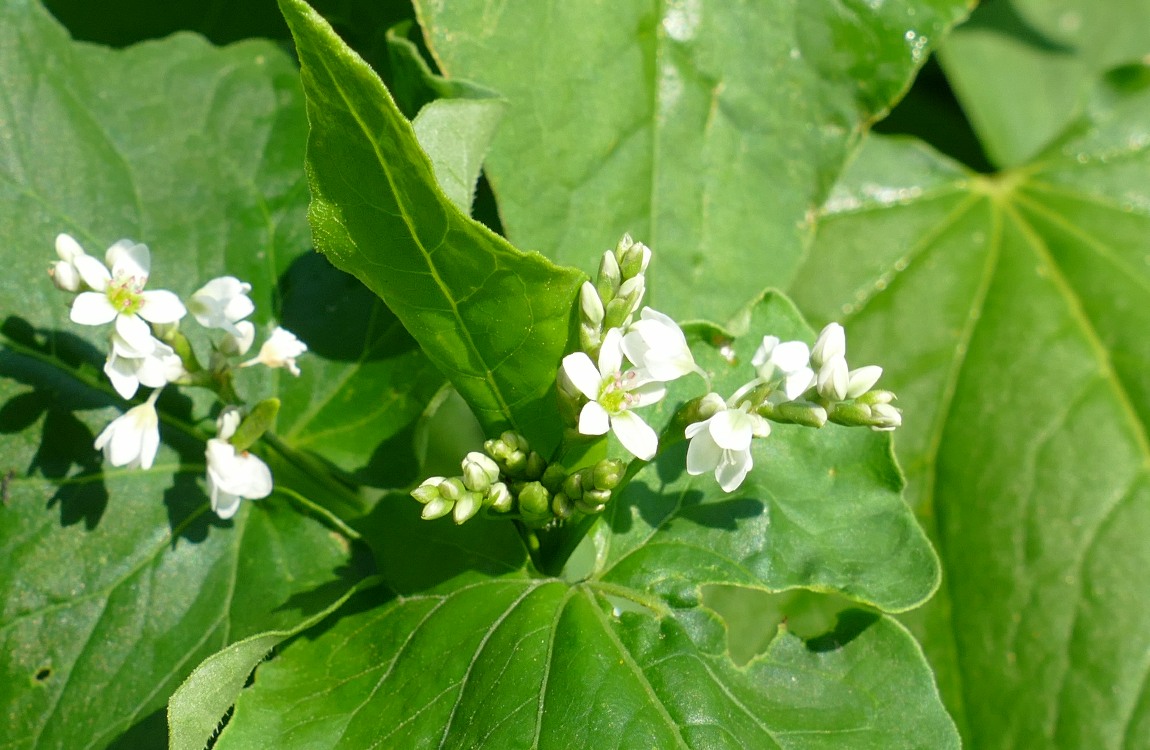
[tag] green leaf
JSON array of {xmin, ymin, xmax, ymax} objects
[
  {"xmin": 789, "ymin": 72, "xmax": 1150, "ymax": 747},
  {"xmin": 413, "ymin": 0, "xmax": 972, "ymax": 322},
  {"xmin": 0, "ymin": 2, "xmax": 416, "ymax": 744},
  {"xmin": 938, "ymin": 0, "xmax": 1150, "ymax": 168},
  {"xmin": 214, "ymin": 295, "xmax": 953, "ymax": 746},
  {"xmin": 279, "ymin": 0, "xmax": 585, "ymax": 453}
]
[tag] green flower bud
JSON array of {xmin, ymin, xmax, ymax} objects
[
  {"xmin": 562, "ymin": 472, "xmax": 584, "ymax": 501},
  {"xmin": 518, "ymin": 481, "xmax": 551, "ymax": 518},
  {"xmin": 503, "ymin": 449, "xmax": 528, "ymax": 476},
  {"xmin": 411, "ymin": 476, "xmax": 445, "ymax": 505},
  {"xmin": 524, "ymin": 452, "xmax": 546, "ymax": 480},
  {"xmin": 575, "ymin": 498, "xmax": 607, "ymax": 515},
  {"xmin": 583, "ymin": 488, "xmax": 611, "ymax": 506},
  {"xmin": 857, "ymin": 389, "xmax": 896, "ymax": 406},
  {"xmin": 827, "ymin": 401, "xmax": 872, "ymax": 427},
  {"xmin": 501, "ymin": 431, "xmax": 529, "ymax": 453},
  {"xmin": 596, "ymin": 250, "xmax": 621, "ymax": 303},
  {"xmin": 579, "ymin": 323, "xmax": 602, "ymax": 356},
  {"xmin": 421, "ymin": 495, "xmax": 454, "ymax": 520},
  {"xmin": 618, "ymin": 239, "xmax": 652, "ymax": 279},
  {"xmin": 484, "ymin": 437, "xmax": 511, "ymax": 462},
  {"xmin": 540, "ymin": 464, "xmax": 567, "ymax": 493},
  {"xmin": 453, "ymin": 492, "xmax": 483, "ymax": 524},
  {"xmin": 487, "ymin": 482, "xmax": 513, "ymax": 512},
  {"xmin": 438, "ymin": 477, "xmax": 466, "ymax": 502},
  {"xmin": 772, "ymin": 400, "xmax": 828, "ymax": 428},
  {"xmin": 551, "ymin": 492, "xmax": 574, "ymax": 520},
  {"xmin": 592, "ymin": 459, "xmax": 626, "ymax": 491},
  {"xmin": 462, "ymin": 451, "xmax": 500, "ymax": 492},
  {"xmin": 869, "ymin": 403, "xmax": 902, "ymax": 431},
  {"xmin": 228, "ymin": 398, "xmax": 280, "ymax": 452}
]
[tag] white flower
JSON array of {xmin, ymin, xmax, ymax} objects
[
  {"xmin": 621, "ymin": 307, "xmax": 702, "ymax": 382},
  {"xmin": 561, "ymin": 328, "xmax": 665, "ymax": 460},
  {"xmin": 752, "ymin": 336, "xmax": 815, "ymax": 401},
  {"xmin": 816, "ymin": 355, "xmax": 849, "ymax": 401},
  {"xmin": 206, "ymin": 408, "xmax": 273, "ymax": 519},
  {"xmin": 684, "ymin": 399, "xmax": 770, "ymax": 493},
  {"xmin": 845, "ymin": 365, "xmax": 883, "ymax": 400},
  {"xmin": 219, "ymin": 320, "xmax": 255, "ymax": 356},
  {"xmin": 187, "ymin": 276, "xmax": 255, "ymax": 337},
  {"xmin": 94, "ymin": 390, "xmax": 161, "ymax": 470},
  {"xmin": 104, "ymin": 332, "xmax": 185, "ymax": 400},
  {"xmin": 68, "ymin": 241, "xmax": 187, "ymax": 355},
  {"xmin": 811, "ymin": 323, "xmax": 846, "ymax": 367},
  {"xmin": 241, "ymin": 326, "xmax": 307, "ymax": 376}
]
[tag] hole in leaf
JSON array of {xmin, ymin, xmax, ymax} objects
[{"xmin": 34, "ymin": 667, "xmax": 51, "ymax": 681}]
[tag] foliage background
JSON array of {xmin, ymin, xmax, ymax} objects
[{"xmin": 1, "ymin": 0, "xmax": 1148, "ymax": 747}]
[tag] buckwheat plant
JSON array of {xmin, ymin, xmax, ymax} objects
[
  {"xmin": 410, "ymin": 234, "xmax": 901, "ymax": 526},
  {"xmin": 49, "ymin": 233, "xmax": 307, "ymax": 519}
]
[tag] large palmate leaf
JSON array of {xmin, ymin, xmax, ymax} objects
[
  {"xmin": 0, "ymin": 2, "xmax": 422, "ymax": 745},
  {"xmin": 213, "ymin": 291, "xmax": 955, "ymax": 747},
  {"xmin": 789, "ymin": 70, "xmax": 1150, "ymax": 748},
  {"xmin": 413, "ymin": 0, "xmax": 972, "ymax": 322},
  {"xmin": 938, "ymin": 0, "xmax": 1150, "ymax": 168},
  {"xmin": 279, "ymin": 0, "xmax": 584, "ymax": 455}
]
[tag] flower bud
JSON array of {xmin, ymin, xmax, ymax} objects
[
  {"xmin": 518, "ymin": 481, "xmax": 551, "ymax": 521},
  {"xmin": 869, "ymin": 403, "xmax": 902, "ymax": 431},
  {"xmin": 575, "ymin": 497, "xmax": 607, "ymax": 515},
  {"xmin": 562, "ymin": 472, "xmax": 584, "ymax": 501},
  {"xmin": 827, "ymin": 401, "xmax": 872, "ymax": 427},
  {"xmin": 592, "ymin": 459, "xmax": 626, "ymax": 491},
  {"xmin": 503, "ymin": 449, "xmax": 528, "ymax": 475},
  {"xmin": 487, "ymin": 482, "xmax": 513, "ymax": 512},
  {"xmin": 50, "ymin": 261, "xmax": 82, "ymax": 292},
  {"xmin": 421, "ymin": 495, "xmax": 454, "ymax": 520},
  {"xmin": 579, "ymin": 322, "xmax": 602, "ymax": 355},
  {"xmin": 524, "ymin": 452, "xmax": 546, "ymax": 480},
  {"xmin": 580, "ymin": 281, "xmax": 605, "ymax": 327},
  {"xmin": 453, "ymin": 491, "xmax": 483, "ymax": 524},
  {"xmin": 771, "ymin": 400, "xmax": 828, "ymax": 428},
  {"xmin": 484, "ymin": 437, "xmax": 511, "ymax": 461},
  {"xmin": 583, "ymin": 488, "xmax": 611, "ymax": 506},
  {"xmin": 501, "ymin": 431, "xmax": 529, "ymax": 453},
  {"xmin": 618, "ymin": 240, "xmax": 652, "ymax": 279},
  {"xmin": 811, "ymin": 323, "xmax": 846, "ymax": 368},
  {"xmin": 540, "ymin": 464, "xmax": 567, "ymax": 493},
  {"xmin": 551, "ymin": 492, "xmax": 574, "ymax": 520},
  {"xmin": 411, "ymin": 476, "xmax": 445, "ymax": 505},
  {"xmin": 462, "ymin": 451, "xmax": 500, "ymax": 492},
  {"xmin": 438, "ymin": 477, "xmax": 466, "ymax": 502},
  {"xmin": 858, "ymin": 389, "xmax": 895, "ymax": 406},
  {"xmin": 597, "ymin": 250, "xmax": 622, "ymax": 303},
  {"xmin": 845, "ymin": 365, "xmax": 883, "ymax": 400},
  {"xmin": 816, "ymin": 356, "xmax": 848, "ymax": 402}
]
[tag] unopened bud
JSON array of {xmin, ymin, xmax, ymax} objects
[
  {"xmin": 501, "ymin": 431, "xmax": 529, "ymax": 453},
  {"xmin": 845, "ymin": 365, "xmax": 883, "ymax": 400},
  {"xmin": 462, "ymin": 451, "xmax": 500, "ymax": 492},
  {"xmin": 816, "ymin": 356, "xmax": 848, "ymax": 402},
  {"xmin": 827, "ymin": 401, "xmax": 872, "ymax": 427},
  {"xmin": 580, "ymin": 323, "xmax": 602, "ymax": 355},
  {"xmin": 487, "ymin": 482, "xmax": 513, "ymax": 512},
  {"xmin": 453, "ymin": 492, "xmax": 483, "ymax": 524},
  {"xmin": 869, "ymin": 403, "xmax": 902, "ymax": 431},
  {"xmin": 575, "ymin": 498, "xmax": 607, "ymax": 515},
  {"xmin": 541, "ymin": 464, "xmax": 567, "ymax": 493},
  {"xmin": 580, "ymin": 281, "xmax": 605, "ymax": 327},
  {"xmin": 811, "ymin": 323, "xmax": 846, "ymax": 368},
  {"xmin": 618, "ymin": 240, "xmax": 652, "ymax": 279},
  {"xmin": 518, "ymin": 481, "xmax": 551, "ymax": 519},
  {"xmin": 562, "ymin": 472, "xmax": 584, "ymax": 501},
  {"xmin": 858, "ymin": 389, "xmax": 896, "ymax": 406},
  {"xmin": 503, "ymin": 449, "xmax": 528, "ymax": 475},
  {"xmin": 50, "ymin": 261, "xmax": 81, "ymax": 292},
  {"xmin": 592, "ymin": 459, "xmax": 626, "ymax": 491},
  {"xmin": 597, "ymin": 250, "xmax": 622, "ymax": 303},
  {"xmin": 421, "ymin": 495, "xmax": 454, "ymax": 520},
  {"xmin": 484, "ymin": 437, "xmax": 511, "ymax": 461},
  {"xmin": 583, "ymin": 488, "xmax": 611, "ymax": 505},
  {"xmin": 411, "ymin": 476, "xmax": 445, "ymax": 505},
  {"xmin": 524, "ymin": 452, "xmax": 546, "ymax": 480},
  {"xmin": 772, "ymin": 400, "xmax": 828, "ymax": 428},
  {"xmin": 552, "ymin": 492, "xmax": 574, "ymax": 520},
  {"xmin": 438, "ymin": 477, "xmax": 466, "ymax": 502}
]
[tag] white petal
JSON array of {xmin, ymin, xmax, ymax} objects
[
  {"xmin": 139, "ymin": 290, "xmax": 187, "ymax": 324},
  {"xmin": 226, "ymin": 454, "xmax": 274, "ymax": 499},
  {"xmin": 56, "ymin": 233, "xmax": 83, "ymax": 261},
  {"xmin": 817, "ymin": 356, "xmax": 848, "ymax": 401},
  {"xmin": 110, "ymin": 242, "xmax": 150, "ymax": 279},
  {"xmin": 751, "ymin": 336, "xmax": 778, "ymax": 369},
  {"xmin": 686, "ymin": 426, "xmax": 721, "ymax": 475},
  {"xmin": 709, "ymin": 409, "xmax": 754, "ymax": 451},
  {"xmin": 51, "ymin": 260, "xmax": 82, "ymax": 292},
  {"xmin": 104, "ymin": 354, "xmax": 141, "ymax": 399},
  {"xmin": 211, "ymin": 484, "xmax": 242, "ymax": 519},
  {"xmin": 610, "ymin": 410, "xmax": 657, "ymax": 460},
  {"xmin": 629, "ymin": 380, "xmax": 666, "ymax": 408},
  {"xmin": 684, "ymin": 417, "xmax": 712, "ymax": 441},
  {"xmin": 138, "ymin": 415, "xmax": 160, "ymax": 470},
  {"xmin": 578, "ymin": 401, "xmax": 610, "ymax": 436},
  {"xmin": 772, "ymin": 341, "xmax": 811, "ymax": 373},
  {"xmin": 216, "ymin": 407, "xmax": 243, "ymax": 442},
  {"xmin": 561, "ymin": 352, "xmax": 602, "ymax": 400},
  {"xmin": 598, "ymin": 327, "xmax": 625, "ymax": 375},
  {"xmin": 845, "ymin": 365, "xmax": 883, "ymax": 399},
  {"xmin": 812, "ymin": 323, "xmax": 846, "ymax": 365},
  {"xmin": 70, "ymin": 293, "xmax": 117, "ymax": 326},
  {"xmin": 715, "ymin": 448, "xmax": 753, "ymax": 492},
  {"xmin": 782, "ymin": 367, "xmax": 815, "ymax": 401},
  {"xmin": 73, "ymin": 255, "xmax": 111, "ymax": 291},
  {"xmin": 115, "ymin": 314, "xmax": 156, "ymax": 355},
  {"xmin": 220, "ymin": 320, "xmax": 256, "ymax": 356}
]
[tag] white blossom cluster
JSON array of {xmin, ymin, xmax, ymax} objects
[{"xmin": 50, "ymin": 233, "xmax": 308, "ymax": 518}]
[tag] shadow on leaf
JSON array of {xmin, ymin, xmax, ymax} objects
[{"xmin": 805, "ymin": 608, "xmax": 881, "ymax": 653}]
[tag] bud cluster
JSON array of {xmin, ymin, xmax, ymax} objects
[
  {"xmin": 579, "ymin": 233, "xmax": 651, "ymax": 357},
  {"xmin": 409, "ymin": 431, "xmax": 626, "ymax": 527}
]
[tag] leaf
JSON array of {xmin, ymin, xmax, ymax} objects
[
  {"xmin": 214, "ymin": 294, "xmax": 955, "ymax": 747},
  {"xmin": 788, "ymin": 72, "xmax": 1150, "ymax": 747},
  {"xmin": 413, "ymin": 0, "xmax": 972, "ymax": 322},
  {"xmin": 0, "ymin": 2, "xmax": 409, "ymax": 745},
  {"xmin": 279, "ymin": 0, "xmax": 585, "ymax": 454},
  {"xmin": 167, "ymin": 576, "xmax": 383, "ymax": 750},
  {"xmin": 937, "ymin": 0, "xmax": 1150, "ymax": 168}
]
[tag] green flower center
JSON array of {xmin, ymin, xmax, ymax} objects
[
  {"xmin": 106, "ymin": 275, "xmax": 145, "ymax": 316},
  {"xmin": 598, "ymin": 371, "xmax": 638, "ymax": 415}
]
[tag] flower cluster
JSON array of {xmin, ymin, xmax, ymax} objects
[
  {"xmin": 409, "ymin": 233, "xmax": 901, "ymax": 524},
  {"xmin": 411, "ymin": 430, "xmax": 626, "ymax": 527},
  {"xmin": 49, "ymin": 233, "xmax": 308, "ymax": 518}
]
